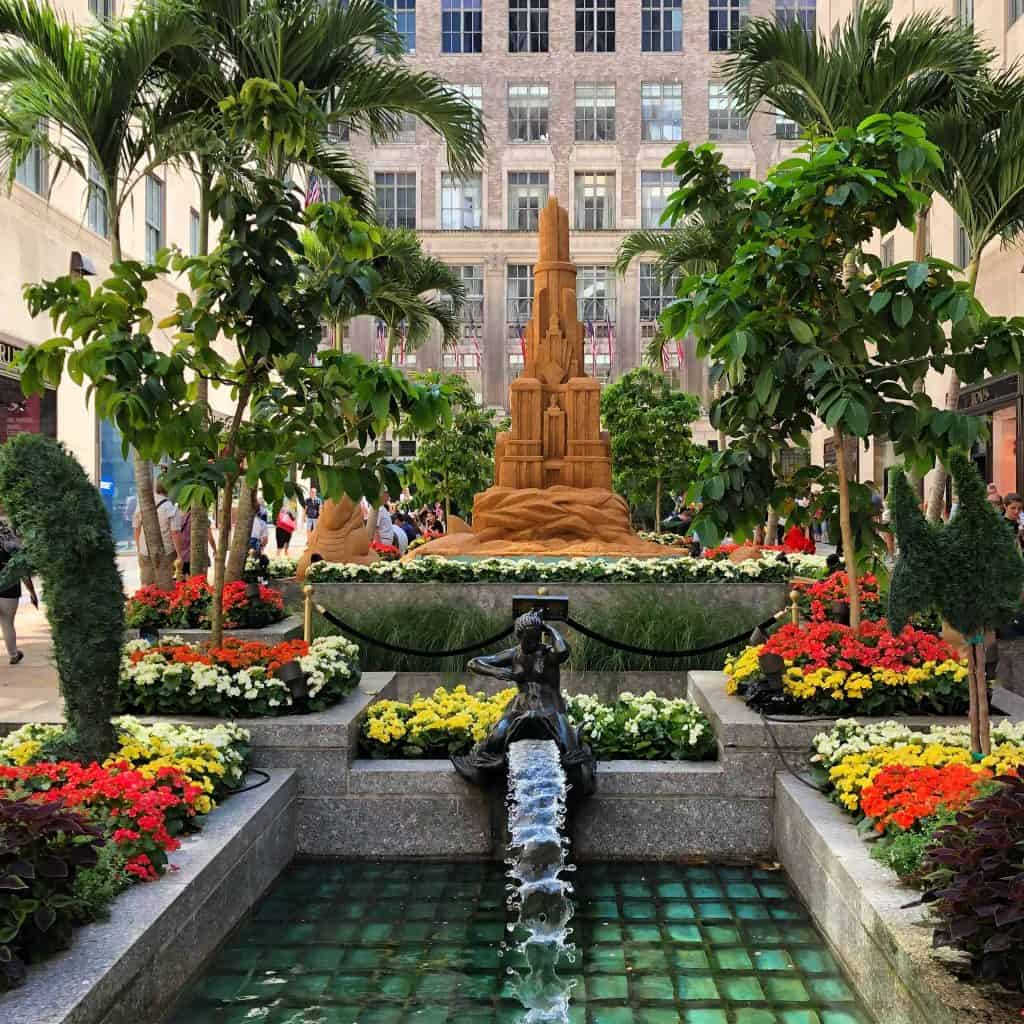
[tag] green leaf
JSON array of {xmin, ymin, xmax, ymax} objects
[
  {"xmin": 868, "ymin": 290, "xmax": 892, "ymax": 314},
  {"xmin": 788, "ymin": 318, "xmax": 814, "ymax": 344},
  {"xmin": 906, "ymin": 262, "xmax": 929, "ymax": 291},
  {"xmin": 892, "ymin": 294, "xmax": 913, "ymax": 328},
  {"xmin": 844, "ymin": 401, "xmax": 869, "ymax": 437}
]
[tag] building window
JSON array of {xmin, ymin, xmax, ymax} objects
[
  {"xmin": 445, "ymin": 265, "xmax": 485, "ymax": 370},
  {"xmin": 709, "ymin": 0, "xmax": 749, "ymax": 51},
  {"xmin": 577, "ymin": 265, "xmax": 615, "ymax": 322},
  {"xmin": 383, "ymin": 0, "xmax": 416, "ymax": 51},
  {"xmin": 86, "ymin": 157, "xmax": 108, "ymax": 238},
  {"xmin": 575, "ymin": 83, "xmax": 616, "ymax": 142},
  {"xmin": 508, "ymin": 171, "xmax": 549, "ymax": 230},
  {"xmin": 145, "ymin": 174, "xmax": 164, "ymax": 264},
  {"xmin": 642, "ymin": 0, "xmax": 682, "ymax": 52},
  {"xmin": 442, "ymin": 0, "xmax": 482, "ymax": 53},
  {"xmin": 956, "ymin": 219, "xmax": 972, "ymax": 270},
  {"xmin": 955, "ymin": 0, "xmax": 972, "ymax": 25},
  {"xmin": 728, "ymin": 168, "xmax": 750, "ymax": 183},
  {"xmin": 508, "ymin": 84, "xmax": 549, "ymax": 143},
  {"xmin": 325, "ymin": 121, "xmax": 349, "ymax": 144},
  {"xmin": 709, "ymin": 84, "xmax": 746, "ymax": 140},
  {"xmin": 393, "ymin": 111, "xmax": 417, "ymax": 144},
  {"xmin": 640, "ymin": 170, "xmax": 676, "ymax": 228},
  {"xmin": 510, "ymin": 0, "xmax": 548, "ymax": 52},
  {"xmin": 14, "ymin": 129, "xmax": 47, "ymax": 196},
  {"xmin": 1012, "ymin": 0, "xmax": 1024, "ymax": 25},
  {"xmin": 397, "ymin": 439, "xmax": 417, "ymax": 458},
  {"xmin": 441, "ymin": 173, "xmax": 482, "ymax": 229},
  {"xmin": 375, "ymin": 171, "xmax": 417, "ymax": 228},
  {"xmin": 453, "ymin": 84, "xmax": 483, "ymax": 112},
  {"xmin": 456, "ymin": 264, "xmax": 484, "ymax": 324},
  {"xmin": 88, "ymin": 0, "xmax": 115, "ymax": 17},
  {"xmin": 576, "ymin": 0, "xmax": 615, "ymax": 52},
  {"xmin": 641, "ymin": 83, "xmax": 683, "ymax": 142},
  {"xmin": 880, "ymin": 236, "xmax": 894, "ymax": 268},
  {"xmin": 189, "ymin": 208, "xmax": 200, "ymax": 256},
  {"xmin": 775, "ymin": 108, "xmax": 798, "ymax": 140},
  {"xmin": 507, "ymin": 263, "xmax": 534, "ymax": 324},
  {"xmin": 639, "ymin": 264, "xmax": 679, "ymax": 321},
  {"xmin": 775, "ymin": 0, "xmax": 814, "ymax": 33},
  {"xmin": 574, "ymin": 173, "xmax": 615, "ymax": 230}
]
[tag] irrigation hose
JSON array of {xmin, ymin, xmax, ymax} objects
[
  {"xmin": 563, "ymin": 608, "xmax": 788, "ymax": 659},
  {"xmin": 223, "ymin": 768, "xmax": 272, "ymax": 796}
]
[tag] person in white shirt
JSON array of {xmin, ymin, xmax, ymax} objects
[
  {"xmin": 133, "ymin": 478, "xmax": 184, "ymax": 585},
  {"xmin": 250, "ymin": 514, "xmax": 269, "ymax": 553}
]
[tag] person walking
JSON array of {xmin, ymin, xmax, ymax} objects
[
  {"xmin": 304, "ymin": 488, "xmax": 322, "ymax": 537},
  {"xmin": 275, "ymin": 502, "xmax": 297, "ymax": 553},
  {"xmin": 0, "ymin": 506, "xmax": 39, "ymax": 665},
  {"xmin": 132, "ymin": 478, "xmax": 185, "ymax": 585}
]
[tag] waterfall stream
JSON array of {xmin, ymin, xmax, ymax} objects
[{"xmin": 503, "ymin": 739, "xmax": 576, "ymax": 1023}]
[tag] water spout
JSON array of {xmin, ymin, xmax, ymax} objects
[{"xmin": 504, "ymin": 739, "xmax": 575, "ymax": 1023}]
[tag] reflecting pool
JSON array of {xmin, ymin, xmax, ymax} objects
[{"xmin": 166, "ymin": 861, "xmax": 872, "ymax": 1024}]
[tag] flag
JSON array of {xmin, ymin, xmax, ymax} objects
[
  {"xmin": 469, "ymin": 315, "xmax": 481, "ymax": 368},
  {"xmin": 675, "ymin": 339, "xmax": 685, "ymax": 368},
  {"xmin": 605, "ymin": 313, "xmax": 615, "ymax": 365},
  {"xmin": 375, "ymin": 321, "xmax": 386, "ymax": 361},
  {"xmin": 517, "ymin": 321, "xmax": 527, "ymax": 362},
  {"xmin": 586, "ymin": 319, "xmax": 597, "ymax": 377},
  {"xmin": 661, "ymin": 338, "xmax": 670, "ymax": 371},
  {"xmin": 305, "ymin": 172, "xmax": 323, "ymax": 208}
]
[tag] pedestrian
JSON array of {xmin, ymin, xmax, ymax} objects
[
  {"xmin": 249, "ymin": 511, "xmax": 269, "ymax": 555},
  {"xmin": 0, "ymin": 505, "xmax": 39, "ymax": 666},
  {"xmin": 133, "ymin": 478, "xmax": 185, "ymax": 585},
  {"xmin": 304, "ymin": 488, "xmax": 322, "ymax": 535},
  {"xmin": 1004, "ymin": 492, "xmax": 1024, "ymax": 549},
  {"xmin": 375, "ymin": 500, "xmax": 396, "ymax": 547},
  {"xmin": 275, "ymin": 502, "xmax": 296, "ymax": 553}
]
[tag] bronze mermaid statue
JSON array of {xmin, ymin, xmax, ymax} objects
[{"xmin": 452, "ymin": 610, "xmax": 596, "ymax": 797}]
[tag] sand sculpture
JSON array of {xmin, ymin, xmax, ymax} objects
[
  {"xmin": 412, "ymin": 198, "xmax": 671, "ymax": 559},
  {"xmin": 295, "ymin": 494, "xmax": 376, "ymax": 580}
]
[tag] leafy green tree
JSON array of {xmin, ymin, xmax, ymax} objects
[
  {"xmin": 663, "ymin": 116, "xmax": 1024, "ymax": 630},
  {"xmin": 0, "ymin": 0, "xmax": 204, "ymax": 589},
  {"xmin": 20, "ymin": 87, "xmax": 452, "ymax": 646},
  {"xmin": 889, "ymin": 452, "xmax": 1024, "ymax": 755},
  {"xmin": 600, "ymin": 368, "xmax": 701, "ymax": 532},
  {"xmin": 406, "ymin": 373, "xmax": 507, "ymax": 522},
  {"xmin": 0, "ymin": 434, "xmax": 122, "ymax": 761}
]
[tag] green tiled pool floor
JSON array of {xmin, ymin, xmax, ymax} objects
[{"xmin": 165, "ymin": 861, "xmax": 872, "ymax": 1024}]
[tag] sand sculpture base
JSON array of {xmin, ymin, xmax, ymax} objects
[
  {"xmin": 296, "ymin": 496, "xmax": 376, "ymax": 581},
  {"xmin": 410, "ymin": 486, "xmax": 676, "ymax": 559}
]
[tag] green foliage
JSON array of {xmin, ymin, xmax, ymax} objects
[
  {"xmin": 68, "ymin": 843, "xmax": 130, "ymax": 927},
  {"xmin": 600, "ymin": 368, "xmax": 701, "ymax": 521},
  {"xmin": 0, "ymin": 434, "xmax": 122, "ymax": 760},
  {"xmin": 0, "ymin": 798, "xmax": 104, "ymax": 991},
  {"xmin": 313, "ymin": 594, "xmax": 759, "ymax": 675},
  {"xmin": 869, "ymin": 807, "xmax": 956, "ymax": 883},
  {"xmin": 889, "ymin": 452, "xmax": 1024, "ymax": 634},
  {"xmin": 665, "ymin": 115, "xmax": 1024, "ymax": 548},
  {"xmin": 405, "ymin": 373, "xmax": 507, "ymax": 518}
]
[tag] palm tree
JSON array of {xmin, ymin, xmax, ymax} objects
[
  {"xmin": 0, "ymin": 0, "xmax": 202, "ymax": 590},
  {"xmin": 921, "ymin": 81, "xmax": 1024, "ymax": 520}
]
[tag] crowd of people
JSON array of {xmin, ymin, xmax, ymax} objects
[{"xmin": 366, "ymin": 492, "xmax": 448, "ymax": 556}]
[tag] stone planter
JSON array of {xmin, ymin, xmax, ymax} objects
[{"xmin": 125, "ymin": 613, "xmax": 303, "ymax": 646}]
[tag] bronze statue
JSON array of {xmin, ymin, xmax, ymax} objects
[{"xmin": 452, "ymin": 611, "xmax": 596, "ymax": 796}]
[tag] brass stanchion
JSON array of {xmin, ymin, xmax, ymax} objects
[
  {"xmin": 790, "ymin": 589, "xmax": 801, "ymax": 626},
  {"xmin": 303, "ymin": 583, "xmax": 314, "ymax": 642}
]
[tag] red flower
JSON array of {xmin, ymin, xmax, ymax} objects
[{"xmin": 860, "ymin": 763, "xmax": 988, "ymax": 833}]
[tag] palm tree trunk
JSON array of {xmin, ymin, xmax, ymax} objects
[
  {"xmin": 907, "ymin": 205, "xmax": 931, "ymax": 496},
  {"xmin": 189, "ymin": 176, "xmax": 214, "ymax": 577},
  {"xmin": 386, "ymin": 325, "xmax": 398, "ymax": 366},
  {"xmin": 926, "ymin": 256, "xmax": 980, "ymax": 522},
  {"xmin": 833, "ymin": 426, "xmax": 862, "ymax": 631}
]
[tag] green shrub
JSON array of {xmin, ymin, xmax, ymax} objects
[
  {"xmin": 0, "ymin": 435, "xmax": 123, "ymax": 760},
  {"xmin": 68, "ymin": 843, "xmax": 130, "ymax": 927},
  {"xmin": 869, "ymin": 808, "xmax": 956, "ymax": 882}
]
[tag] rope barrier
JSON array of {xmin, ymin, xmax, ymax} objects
[
  {"xmin": 563, "ymin": 609, "xmax": 787, "ymax": 659},
  {"xmin": 315, "ymin": 603, "xmax": 515, "ymax": 657}
]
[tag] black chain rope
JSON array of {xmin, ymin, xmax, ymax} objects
[
  {"xmin": 563, "ymin": 610, "xmax": 787, "ymax": 659},
  {"xmin": 315, "ymin": 604, "xmax": 515, "ymax": 658}
]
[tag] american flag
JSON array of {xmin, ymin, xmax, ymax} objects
[
  {"xmin": 468, "ymin": 315, "xmax": 481, "ymax": 368},
  {"xmin": 305, "ymin": 172, "xmax": 323, "ymax": 208},
  {"xmin": 375, "ymin": 321, "xmax": 386, "ymax": 361},
  {"xmin": 676, "ymin": 339, "xmax": 685, "ymax": 368},
  {"xmin": 586, "ymin": 319, "xmax": 597, "ymax": 377},
  {"xmin": 661, "ymin": 338, "xmax": 670, "ymax": 371},
  {"xmin": 517, "ymin": 321, "xmax": 527, "ymax": 362},
  {"xmin": 605, "ymin": 313, "xmax": 615, "ymax": 365}
]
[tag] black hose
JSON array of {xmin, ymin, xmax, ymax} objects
[
  {"xmin": 563, "ymin": 610, "xmax": 787, "ymax": 659},
  {"xmin": 315, "ymin": 603, "xmax": 514, "ymax": 657},
  {"xmin": 222, "ymin": 767, "xmax": 272, "ymax": 795}
]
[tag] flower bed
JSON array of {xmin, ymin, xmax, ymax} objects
[
  {"xmin": 0, "ymin": 718, "xmax": 250, "ymax": 990},
  {"xmin": 308, "ymin": 552, "xmax": 829, "ymax": 584},
  {"xmin": 637, "ymin": 531, "xmax": 692, "ymax": 547},
  {"xmin": 119, "ymin": 635, "xmax": 360, "ymax": 716},
  {"xmin": 809, "ymin": 718, "xmax": 1024, "ymax": 991},
  {"xmin": 792, "ymin": 571, "xmax": 883, "ymax": 622},
  {"xmin": 250, "ymin": 554, "xmax": 299, "ymax": 579},
  {"xmin": 360, "ymin": 686, "xmax": 716, "ymax": 761},
  {"xmin": 725, "ymin": 619, "xmax": 969, "ymax": 716},
  {"xmin": 125, "ymin": 576, "xmax": 285, "ymax": 631}
]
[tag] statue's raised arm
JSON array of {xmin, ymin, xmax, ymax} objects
[{"xmin": 467, "ymin": 647, "xmax": 516, "ymax": 682}]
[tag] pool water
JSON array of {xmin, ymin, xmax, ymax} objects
[{"xmin": 166, "ymin": 861, "xmax": 872, "ymax": 1024}]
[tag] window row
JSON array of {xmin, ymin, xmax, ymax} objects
[
  {"xmin": 399, "ymin": 1, "xmax": 817, "ymax": 55},
  {"xmin": 385, "ymin": 167, "xmax": 751, "ymax": 231}
]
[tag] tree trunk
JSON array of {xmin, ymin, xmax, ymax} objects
[
  {"xmin": 209, "ymin": 475, "xmax": 234, "ymax": 650},
  {"xmin": 226, "ymin": 484, "xmax": 255, "ymax": 583},
  {"xmin": 907, "ymin": 205, "xmax": 931, "ymax": 496},
  {"xmin": 833, "ymin": 426, "xmax": 862, "ymax": 631},
  {"xmin": 766, "ymin": 508, "xmax": 780, "ymax": 546},
  {"xmin": 189, "ymin": 174, "xmax": 213, "ymax": 577},
  {"xmin": 970, "ymin": 641, "xmax": 991, "ymax": 757},
  {"xmin": 926, "ymin": 256, "xmax": 979, "ymax": 522},
  {"xmin": 655, "ymin": 476, "xmax": 662, "ymax": 534},
  {"xmin": 386, "ymin": 325, "xmax": 398, "ymax": 366}
]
